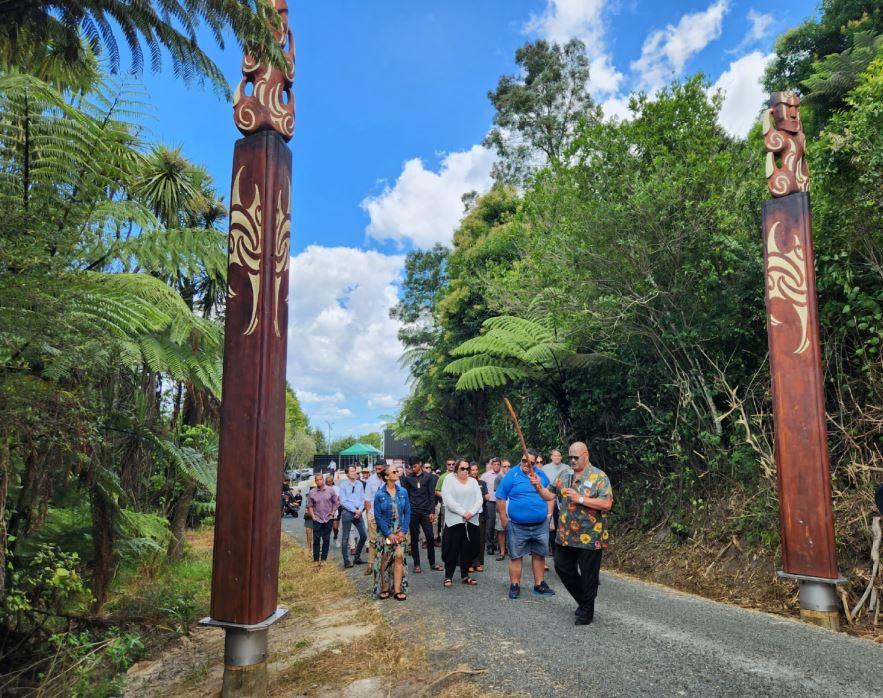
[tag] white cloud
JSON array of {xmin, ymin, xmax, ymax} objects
[
  {"xmin": 525, "ymin": 0, "xmax": 624, "ymax": 96},
  {"xmin": 711, "ymin": 51, "xmax": 774, "ymax": 137},
  {"xmin": 600, "ymin": 94, "xmax": 631, "ymax": 121},
  {"xmin": 367, "ymin": 394, "xmax": 400, "ymax": 409},
  {"xmin": 295, "ymin": 390, "xmax": 345, "ymax": 404},
  {"xmin": 632, "ymin": 1, "xmax": 729, "ymax": 93},
  {"xmin": 361, "ymin": 145, "xmax": 495, "ymax": 247},
  {"xmin": 287, "ymin": 246, "xmax": 408, "ymax": 427},
  {"xmin": 745, "ymin": 10, "xmax": 773, "ymax": 44}
]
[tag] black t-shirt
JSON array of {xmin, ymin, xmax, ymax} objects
[{"xmin": 401, "ymin": 471, "xmax": 438, "ymax": 513}]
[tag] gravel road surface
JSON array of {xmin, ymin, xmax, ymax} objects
[{"xmin": 281, "ymin": 514, "xmax": 882, "ymax": 697}]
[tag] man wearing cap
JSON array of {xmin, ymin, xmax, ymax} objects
[
  {"xmin": 362, "ymin": 458, "xmax": 387, "ymax": 575},
  {"xmin": 534, "ymin": 441, "xmax": 613, "ymax": 625}
]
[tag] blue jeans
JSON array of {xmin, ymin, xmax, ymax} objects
[{"xmin": 340, "ymin": 510, "xmax": 367, "ymax": 564}]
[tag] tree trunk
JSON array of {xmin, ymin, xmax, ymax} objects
[
  {"xmin": 90, "ymin": 486, "xmax": 116, "ymax": 612},
  {"xmin": 0, "ymin": 436, "xmax": 10, "ymax": 601},
  {"xmin": 472, "ymin": 391, "xmax": 488, "ymax": 463},
  {"xmin": 167, "ymin": 480, "xmax": 197, "ymax": 560},
  {"xmin": 7, "ymin": 444, "xmax": 40, "ymax": 549}
]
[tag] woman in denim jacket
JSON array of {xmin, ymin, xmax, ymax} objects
[{"xmin": 372, "ymin": 464, "xmax": 411, "ymax": 600}]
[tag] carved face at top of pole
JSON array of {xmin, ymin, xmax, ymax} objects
[
  {"xmin": 233, "ymin": 0, "xmax": 295, "ymax": 142},
  {"xmin": 769, "ymin": 92, "xmax": 801, "ymax": 134},
  {"xmin": 762, "ymin": 91, "xmax": 809, "ymax": 197}
]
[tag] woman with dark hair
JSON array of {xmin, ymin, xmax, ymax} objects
[
  {"xmin": 372, "ymin": 464, "xmax": 411, "ymax": 600},
  {"xmin": 440, "ymin": 458, "xmax": 484, "ymax": 588}
]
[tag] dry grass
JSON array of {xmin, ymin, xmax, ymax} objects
[{"xmin": 124, "ymin": 530, "xmax": 427, "ymax": 697}]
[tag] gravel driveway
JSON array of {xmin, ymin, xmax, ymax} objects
[{"xmin": 281, "ymin": 515, "xmax": 882, "ymax": 697}]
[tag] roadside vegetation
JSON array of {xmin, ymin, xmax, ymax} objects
[{"xmin": 392, "ymin": 2, "xmax": 883, "ymax": 631}]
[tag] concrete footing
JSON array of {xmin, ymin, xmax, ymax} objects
[
  {"xmin": 200, "ymin": 607, "xmax": 287, "ymax": 697},
  {"xmin": 778, "ymin": 572, "xmax": 845, "ymax": 631}
]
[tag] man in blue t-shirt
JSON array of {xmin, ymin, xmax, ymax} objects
[{"xmin": 495, "ymin": 449, "xmax": 556, "ymax": 599}]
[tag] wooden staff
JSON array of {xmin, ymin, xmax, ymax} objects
[{"xmin": 503, "ymin": 397, "xmax": 528, "ymax": 458}]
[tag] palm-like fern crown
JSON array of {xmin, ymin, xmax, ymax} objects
[
  {"xmin": 0, "ymin": 71, "xmax": 224, "ymax": 397},
  {"xmin": 444, "ymin": 315, "xmax": 582, "ymax": 391},
  {"xmin": 0, "ymin": 0, "xmax": 287, "ymax": 97}
]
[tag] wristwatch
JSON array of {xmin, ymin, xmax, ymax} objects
[{"xmin": 578, "ymin": 496, "xmax": 585, "ymax": 505}]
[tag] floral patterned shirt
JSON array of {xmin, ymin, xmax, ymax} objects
[{"xmin": 549, "ymin": 465, "xmax": 612, "ymax": 550}]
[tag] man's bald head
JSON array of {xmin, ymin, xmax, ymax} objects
[{"xmin": 568, "ymin": 441, "xmax": 590, "ymax": 469}]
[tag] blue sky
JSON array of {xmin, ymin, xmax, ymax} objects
[{"xmin": 138, "ymin": 0, "xmax": 816, "ymax": 441}]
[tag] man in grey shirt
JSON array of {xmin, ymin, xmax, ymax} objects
[{"xmin": 542, "ymin": 450, "xmax": 569, "ymax": 556}]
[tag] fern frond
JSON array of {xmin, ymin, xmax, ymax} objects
[{"xmin": 454, "ymin": 365, "xmax": 529, "ymax": 390}]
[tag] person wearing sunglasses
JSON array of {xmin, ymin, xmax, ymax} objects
[
  {"xmin": 495, "ymin": 450, "xmax": 556, "ymax": 600},
  {"xmin": 533, "ymin": 442, "xmax": 613, "ymax": 625},
  {"xmin": 542, "ymin": 450, "xmax": 569, "ymax": 559},
  {"xmin": 440, "ymin": 458, "xmax": 484, "ymax": 588},
  {"xmin": 372, "ymin": 463, "xmax": 411, "ymax": 600}
]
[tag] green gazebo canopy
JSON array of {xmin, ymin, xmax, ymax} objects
[{"xmin": 338, "ymin": 442, "xmax": 383, "ymax": 456}]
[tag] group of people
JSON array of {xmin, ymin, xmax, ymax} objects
[{"xmin": 298, "ymin": 441, "xmax": 613, "ymax": 625}]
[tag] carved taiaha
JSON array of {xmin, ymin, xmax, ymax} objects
[
  {"xmin": 205, "ymin": 0, "xmax": 294, "ymax": 669},
  {"xmin": 503, "ymin": 398, "xmax": 529, "ymax": 458},
  {"xmin": 761, "ymin": 92, "xmax": 842, "ymax": 626}
]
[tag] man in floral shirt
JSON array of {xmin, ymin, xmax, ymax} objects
[{"xmin": 533, "ymin": 441, "xmax": 613, "ymax": 625}]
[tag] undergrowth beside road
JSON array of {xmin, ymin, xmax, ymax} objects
[
  {"xmin": 0, "ymin": 529, "xmax": 216, "ymax": 697},
  {"xmin": 606, "ymin": 482, "xmax": 883, "ymax": 641}
]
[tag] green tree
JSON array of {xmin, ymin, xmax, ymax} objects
[{"xmin": 484, "ymin": 39, "xmax": 599, "ymax": 184}]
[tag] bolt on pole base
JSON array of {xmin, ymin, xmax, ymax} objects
[
  {"xmin": 200, "ymin": 607, "xmax": 288, "ymax": 697},
  {"xmin": 778, "ymin": 572, "xmax": 845, "ymax": 631}
]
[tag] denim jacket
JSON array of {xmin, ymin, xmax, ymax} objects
[{"xmin": 373, "ymin": 484, "xmax": 411, "ymax": 538}]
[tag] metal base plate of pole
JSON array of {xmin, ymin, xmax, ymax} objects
[
  {"xmin": 777, "ymin": 572, "xmax": 845, "ymax": 630},
  {"xmin": 200, "ymin": 607, "xmax": 288, "ymax": 697}
]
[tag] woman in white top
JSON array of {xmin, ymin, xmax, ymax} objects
[{"xmin": 440, "ymin": 457, "xmax": 484, "ymax": 588}]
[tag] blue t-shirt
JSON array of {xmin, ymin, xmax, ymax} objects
[{"xmin": 495, "ymin": 466, "xmax": 550, "ymax": 525}]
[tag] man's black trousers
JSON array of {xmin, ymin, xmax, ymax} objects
[
  {"xmin": 409, "ymin": 510, "xmax": 436, "ymax": 568},
  {"xmin": 442, "ymin": 522, "xmax": 480, "ymax": 579},
  {"xmin": 553, "ymin": 545, "xmax": 603, "ymax": 620},
  {"xmin": 313, "ymin": 520, "xmax": 332, "ymax": 561}
]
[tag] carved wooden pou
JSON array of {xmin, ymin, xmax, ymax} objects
[
  {"xmin": 761, "ymin": 92, "xmax": 838, "ymax": 581},
  {"xmin": 210, "ymin": 0, "xmax": 294, "ymax": 625}
]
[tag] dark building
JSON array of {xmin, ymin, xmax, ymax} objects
[{"xmin": 383, "ymin": 428, "xmax": 413, "ymax": 465}]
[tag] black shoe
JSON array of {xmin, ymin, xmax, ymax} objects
[
  {"xmin": 353, "ymin": 559, "xmax": 366, "ymax": 565},
  {"xmin": 574, "ymin": 615, "xmax": 593, "ymax": 626},
  {"xmin": 344, "ymin": 562, "xmax": 354, "ymax": 569}
]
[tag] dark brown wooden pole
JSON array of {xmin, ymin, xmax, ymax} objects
[
  {"xmin": 201, "ymin": 2, "xmax": 295, "ymax": 691},
  {"xmin": 761, "ymin": 92, "xmax": 842, "ymax": 629}
]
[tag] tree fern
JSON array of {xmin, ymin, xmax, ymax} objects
[{"xmin": 0, "ymin": 0, "xmax": 286, "ymax": 97}]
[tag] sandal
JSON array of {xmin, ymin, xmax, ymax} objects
[
  {"xmin": 467, "ymin": 566, "xmax": 476, "ymax": 573},
  {"xmin": 394, "ymin": 592, "xmax": 407, "ymax": 601},
  {"xmin": 495, "ymin": 555, "xmax": 506, "ymax": 561},
  {"xmin": 461, "ymin": 577, "xmax": 478, "ymax": 586},
  {"xmin": 473, "ymin": 565, "xmax": 484, "ymax": 573},
  {"xmin": 378, "ymin": 590, "xmax": 390, "ymax": 600},
  {"xmin": 443, "ymin": 578, "xmax": 453, "ymax": 587},
  {"xmin": 413, "ymin": 566, "xmax": 422, "ymax": 573},
  {"xmin": 430, "ymin": 565, "xmax": 443, "ymax": 571}
]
